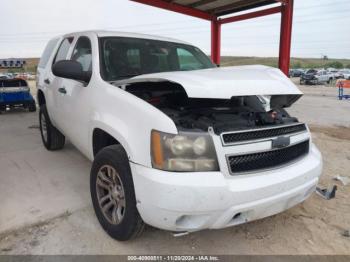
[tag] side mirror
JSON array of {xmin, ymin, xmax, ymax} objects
[{"xmin": 52, "ymin": 60, "xmax": 91, "ymax": 83}]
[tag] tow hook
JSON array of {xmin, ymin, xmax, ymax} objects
[{"xmin": 316, "ymin": 185, "xmax": 337, "ymax": 200}]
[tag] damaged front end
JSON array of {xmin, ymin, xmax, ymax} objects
[
  {"xmin": 111, "ymin": 73, "xmax": 309, "ymax": 174},
  {"xmin": 113, "ymin": 80, "xmax": 302, "ymax": 135}
]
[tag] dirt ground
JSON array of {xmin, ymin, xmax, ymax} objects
[{"xmin": 0, "ymin": 79, "xmax": 349, "ymax": 254}]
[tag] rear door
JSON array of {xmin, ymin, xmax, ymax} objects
[{"xmin": 37, "ymin": 37, "xmax": 60, "ymax": 119}]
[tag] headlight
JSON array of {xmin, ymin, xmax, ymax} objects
[{"xmin": 151, "ymin": 130, "xmax": 219, "ymax": 172}]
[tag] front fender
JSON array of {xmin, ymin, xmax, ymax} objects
[
  {"xmin": 89, "ymin": 118, "xmax": 133, "ymax": 162},
  {"xmin": 89, "ymin": 82, "xmax": 178, "ymax": 167}
]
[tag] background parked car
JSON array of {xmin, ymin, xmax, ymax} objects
[
  {"xmin": 0, "ymin": 74, "xmax": 10, "ymax": 80},
  {"xmin": 334, "ymin": 71, "xmax": 343, "ymax": 79},
  {"xmin": 6, "ymin": 73, "xmax": 14, "ymax": 79},
  {"xmin": 327, "ymin": 68, "xmax": 338, "ymax": 79},
  {"xmin": 336, "ymin": 69, "xmax": 350, "ymax": 79},
  {"xmin": 0, "ymin": 78, "xmax": 36, "ymax": 112},
  {"xmin": 300, "ymin": 69, "xmax": 332, "ymax": 85},
  {"xmin": 289, "ymin": 69, "xmax": 304, "ymax": 77},
  {"xmin": 300, "ymin": 69, "xmax": 318, "ymax": 85},
  {"xmin": 318, "ymin": 69, "xmax": 334, "ymax": 83},
  {"xmin": 341, "ymin": 69, "xmax": 350, "ymax": 80}
]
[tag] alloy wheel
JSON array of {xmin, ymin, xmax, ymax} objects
[{"xmin": 96, "ymin": 165, "xmax": 126, "ymax": 225}]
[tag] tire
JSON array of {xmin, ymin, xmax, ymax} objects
[
  {"xmin": 28, "ymin": 101, "xmax": 36, "ymax": 112},
  {"xmin": 90, "ymin": 145, "xmax": 145, "ymax": 241},
  {"xmin": 39, "ymin": 105, "xmax": 65, "ymax": 150}
]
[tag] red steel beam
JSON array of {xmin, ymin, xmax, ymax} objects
[
  {"xmin": 130, "ymin": 0, "xmax": 215, "ymax": 21},
  {"xmin": 211, "ymin": 20, "xmax": 221, "ymax": 65},
  {"xmin": 278, "ymin": 0, "xmax": 293, "ymax": 75},
  {"xmin": 219, "ymin": 6, "xmax": 282, "ymax": 24}
]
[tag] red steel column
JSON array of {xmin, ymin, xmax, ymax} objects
[
  {"xmin": 279, "ymin": 0, "xmax": 294, "ymax": 75},
  {"xmin": 211, "ymin": 19, "xmax": 221, "ymax": 65}
]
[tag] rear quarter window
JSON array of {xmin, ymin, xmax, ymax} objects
[{"xmin": 38, "ymin": 38, "xmax": 59, "ymax": 69}]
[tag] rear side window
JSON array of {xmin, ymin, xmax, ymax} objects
[
  {"xmin": 38, "ymin": 38, "xmax": 59, "ymax": 69},
  {"xmin": 53, "ymin": 37, "xmax": 74, "ymax": 65}
]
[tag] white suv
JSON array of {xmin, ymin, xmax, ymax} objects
[{"xmin": 37, "ymin": 31, "xmax": 322, "ymax": 241}]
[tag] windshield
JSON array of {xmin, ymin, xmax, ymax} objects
[{"xmin": 99, "ymin": 37, "xmax": 215, "ymax": 81}]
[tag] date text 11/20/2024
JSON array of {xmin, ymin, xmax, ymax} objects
[{"xmin": 127, "ymin": 256, "xmax": 220, "ymax": 261}]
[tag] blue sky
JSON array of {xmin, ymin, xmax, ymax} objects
[{"xmin": 1, "ymin": 0, "xmax": 349, "ymax": 59}]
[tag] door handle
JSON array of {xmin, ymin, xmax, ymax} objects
[
  {"xmin": 58, "ymin": 87, "xmax": 67, "ymax": 94},
  {"xmin": 44, "ymin": 78, "xmax": 50, "ymax": 84}
]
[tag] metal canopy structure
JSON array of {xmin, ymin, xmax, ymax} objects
[{"xmin": 130, "ymin": 0, "xmax": 294, "ymax": 75}]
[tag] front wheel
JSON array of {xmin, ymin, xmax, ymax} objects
[
  {"xmin": 39, "ymin": 105, "xmax": 65, "ymax": 150},
  {"xmin": 90, "ymin": 145, "xmax": 145, "ymax": 241}
]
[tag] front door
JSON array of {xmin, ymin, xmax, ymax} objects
[{"xmin": 58, "ymin": 36, "xmax": 93, "ymax": 152}]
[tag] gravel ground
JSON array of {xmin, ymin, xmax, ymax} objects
[{"xmin": 0, "ymin": 80, "xmax": 349, "ymax": 254}]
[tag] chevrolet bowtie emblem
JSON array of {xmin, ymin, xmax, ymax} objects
[{"xmin": 272, "ymin": 136, "xmax": 291, "ymax": 149}]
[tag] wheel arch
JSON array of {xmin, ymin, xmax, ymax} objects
[
  {"xmin": 93, "ymin": 128, "xmax": 120, "ymax": 157},
  {"xmin": 91, "ymin": 124, "xmax": 133, "ymax": 161}
]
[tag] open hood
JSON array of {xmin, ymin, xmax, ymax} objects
[{"xmin": 113, "ymin": 65, "xmax": 303, "ymax": 107}]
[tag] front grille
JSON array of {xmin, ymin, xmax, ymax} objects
[
  {"xmin": 228, "ymin": 140, "xmax": 309, "ymax": 174},
  {"xmin": 222, "ymin": 124, "xmax": 307, "ymax": 144}
]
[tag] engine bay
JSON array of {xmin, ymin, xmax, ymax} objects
[{"xmin": 119, "ymin": 81, "xmax": 299, "ymax": 134}]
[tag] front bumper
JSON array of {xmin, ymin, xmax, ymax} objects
[{"xmin": 131, "ymin": 144, "xmax": 322, "ymax": 232}]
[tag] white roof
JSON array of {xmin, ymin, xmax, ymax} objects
[{"xmin": 62, "ymin": 30, "xmax": 190, "ymax": 45}]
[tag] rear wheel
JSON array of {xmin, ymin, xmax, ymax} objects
[
  {"xmin": 90, "ymin": 145, "xmax": 145, "ymax": 241},
  {"xmin": 39, "ymin": 105, "xmax": 65, "ymax": 150}
]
